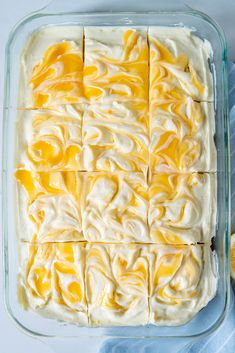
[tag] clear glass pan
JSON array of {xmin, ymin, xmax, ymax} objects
[{"xmin": 2, "ymin": 4, "xmax": 230, "ymax": 339}]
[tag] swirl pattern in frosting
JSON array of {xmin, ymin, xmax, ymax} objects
[
  {"xmin": 84, "ymin": 27, "xmax": 148, "ymax": 102},
  {"xmin": 145, "ymin": 244, "xmax": 217, "ymax": 325},
  {"xmin": 19, "ymin": 242, "xmax": 217, "ymax": 326},
  {"xmin": 86, "ymin": 244, "xmax": 149, "ymax": 326},
  {"xmin": 149, "ymin": 27, "xmax": 213, "ymax": 102},
  {"xmin": 150, "ymin": 98, "xmax": 216, "ymax": 172},
  {"xmin": 15, "ymin": 170, "xmax": 215, "ymax": 244},
  {"xmin": 82, "ymin": 172, "xmax": 149, "ymax": 242},
  {"xmin": 148, "ymin": 173, "xmax": 215, "ymax": 244},
  {"xmin": 27, "ymin": 33, "xmax": 84, "ymax": 107},
  {"xmin": 16, "ymin": 25, "xmax": 217, "ymax": 326},
  {"xmin": 83, "ymin": 102, "xmax": 149, "ymax": 173},
  {"xmin": 15, "ymin": 169, "xmax": 83, "ymax": 242},
  {"xmin": 17, "ymin": 106, "xmax": 84, "ymax": 171},
  {"xmin": 19, "ymin": 242, "xmax": 88, "ymax": 325}
]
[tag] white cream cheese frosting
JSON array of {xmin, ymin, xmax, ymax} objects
[
  {"xmin": 20, "ymin": 26, "xmax": 84, "ymax": 108},
  {"xmin": 150, "ymin": 100, "xmax": 216, "ymax": 173},
  {"xmin": 15, "ymin": 170, "xmax": 216, "ymax": 244},
  {"xmin": 84, "ymin": 27, "xmax": 148, "ymax": 102},
  {"xmin": 83, "ymin": 100, "xmax": 149, "ymax": 128},
  {"xmin": 19, "ymin": 242, "xmax": 88, "ymax": 325},
  {"xmin": 82, "ymin": 172, "xmax": 149, "ymax": 242},
  {"xmin": 16, "ymin": 105, "xmax": 84, "ymax": 171},
  {"xmin": 85, "ymin": 243, "xmax": 149, "ymax": 326},
  {"xmin": 16, "ymin": 25, "xmax": 217, "ymax": 327},
  {"xmin": 19, "ymin": 242, "xmax": 217, "ymax": 326},
  {"xmin": 145, "ymin": 244, "xmax": 217, "ymax": 325},
  {"xmin": 149, "ymin": 27, "xmax": 213, "ymax": 102},
  {"xmin": 83, "ymin": 103, "xmax": 149, "ymax": 173},
  {"xmin": 148, "ymin": 173, "xmax": 216, "ymax": 244},
  {"xmin": 15, "ymin": 170, "xmax": 83, "ymax": 242}
]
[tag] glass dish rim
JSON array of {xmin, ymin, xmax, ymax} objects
[{"xmin": 2, "ymin": 7, "xmax": 231, "ymax": 340}]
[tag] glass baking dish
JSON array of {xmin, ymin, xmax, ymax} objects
[{"xmin": 2, "ymin": 1, "xmax": 230, "ymax": 340}]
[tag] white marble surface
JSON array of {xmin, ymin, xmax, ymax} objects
[{"xmin": 0, "ymin": 0, "xmax": 234, "ymax": 352}]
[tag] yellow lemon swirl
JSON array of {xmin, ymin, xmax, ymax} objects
[
  {"xmin": 15, "ymin": 170, "xmax": 83, "ymax": 242},
  {"xmin": 84, "ymin": 29, "xmax": 148, "ymax": 102},
  {"xmin": 83, "ymin": 173, "xmax": 148, "ymax": 242},
  {"xmin": 30, "ymin": 42, "xmax": 84, "ymax": 107},
  {"xmin": 83, "ymin": 120, "xmax": 149, "ymax": 173},
  {"xmin": 23, "ymin": 243, "xmax": 86, "ymax": 312},
  {"xmin": 25, "ymin": 243, "xmax": 54, "ymax": 306},
  {"xmin": 150, "ymin": 131, "xmax": 201, "ymax": 173},
  {"xmin": 150, "ymin": 97, "xmax": 206, "ymax": 172},
  {"xmin": 25, "ymin": 110, "xmax": 82, "ymax": 171},
  {"xmin": 151, "ymin": 246, "xmax": 201, "ymax": 304},
  {"xmin": 86, "ymin": 244, "xmax": 148, "ymax": 325},
  {"xmin": 149, "ymin": 37, "xmax": 205, "ymax": 102},
  {"xmin": 149, "ymin": 174, "xmax": 203, "ymax": 228},
  {"xmin": 15, "ymin": 169, "xmax": 81, "ymax": 203},
  {"xmin": 53, "ymin": 243, "xmax": 86, "ymax": 309}
]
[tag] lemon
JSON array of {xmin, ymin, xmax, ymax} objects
[{"xmin": 230, "ymin": 234, "xmax": 235, "ymax": 279}]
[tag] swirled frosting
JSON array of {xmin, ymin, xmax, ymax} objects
[
  {"xmin": 15, "ymin": 170, "xmax": 215, "ymax": 244},
  {"xmin": 145, "ymin": 244, "xmax": 217, "ymax": 325},
  {"xmin": 86, "ymin": 244, "xmax": 149, "ymax": 326},
  {"xmin": 16, "ymin": 25, "xmax": 217, "ymax": 327},
  {"xmin": 148, "ymin": 173, "xmax": 215, "ymax": 244},
  {"xmin": 149, "ymin": 27, "xmax": 213, "ymax": 102},
  {"xmin": 84, "ymin": 27, "xmax": 148, "ymax": 102},
  {"xmin": 150, "ymin": 99, "xmax": 216, "ymax": 172},
  {"xmin": 15, "ymin": 169, "xmax": 83, "ymax": 242},
  {"xmin": 82, "ymin": 172, "xmax": 149, "ymax": 242},
  {"xmin": 83, "ymin": 102, "xmax": 149, "ymax": 173},
  {"xmin": 19, "ymin": 242, "xmax": 216, "ymax": 326},
  {"xmin": 17, "ymin": 105, "xmax": 83, "ymax": 171},
  {"xmin": 19, "ymin": 242, "xmax": 88, "ymax": 325},
  {"xmin": 149, "ymin": 27, "xmax": 215, "ymax": 173},
  {"xmin": 20, "ymin": 26, "xmax": 84, "ymax": 108}
]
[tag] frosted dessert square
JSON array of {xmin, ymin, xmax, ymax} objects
[
  {"xmin": 19, "ymin": 242, "xmax": 88, "ymax": 325},
  {"xmin": 16, "ymin": 105, "xmax": 84, "ymax": 171},
  {"xmin": 150, "ymin": 100, "xmax": 216, "ymax": 173},
  {"xmin": 86, "ymin": 244, "xmax": 149, "ymax": 326},
  {"xmin": 84, "ymin": 27, "xmax": 148, "ymax": 102},
  {"xmin": 20, "ymin": 26, "xmax": 84, "ymax": 108},
  {"xmin": 15, "ymin": 170, "xmax": 84, "ymax": 242},
  {"xmin": 83, "ymin": 103, "xmax": 149, "ymax": 173},
  {"xmin": 145, "ymin": 244, "xmax": 217, "ymax": 325},
  {"xmin": 148, "ymin": 173, "xmax": 216, "ymax": 244},
  {"xmin": 82, "ymin": 172, "xmax": 149, "ymax": 242},
  {"xmin": 149, "ymin": 27, "xmax": 213, "ymax": 102}
]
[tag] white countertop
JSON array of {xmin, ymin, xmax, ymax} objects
[{"xmin": 0, "ymin": 0, "xmax": 234, "ymax": 352}]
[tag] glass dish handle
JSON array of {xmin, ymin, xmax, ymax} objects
[{"xmin": 41, "ymin": 0, "xmax": 190, "ymax": 14}]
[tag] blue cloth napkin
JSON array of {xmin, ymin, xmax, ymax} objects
[{"xmin": 99, "ymin": 63, "xmax": 235, "ymax": 353}]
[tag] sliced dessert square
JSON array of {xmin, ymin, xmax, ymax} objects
[{"xmin": 86, "ymin": 243, "xmax": 149, "ymax": 326}]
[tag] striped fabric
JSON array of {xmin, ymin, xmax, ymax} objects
[{"xmin": 99, "ymin": 62, "xmax": 235, "ymax": 353}]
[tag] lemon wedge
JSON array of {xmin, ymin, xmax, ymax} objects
[{"xmin": 230, "ymin": 234, "xmax": 235, "ymax": 279}]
